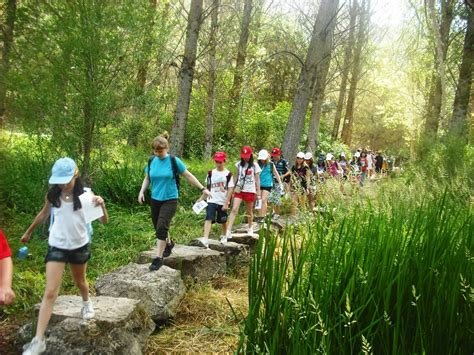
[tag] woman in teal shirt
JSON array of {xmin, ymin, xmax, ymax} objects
[
  {"xmin": 256, "ymin": 149, "xmax": 282, "ymax": 221},
  {"xmin": 138, "ymin": 132, "xmax": 210, "ymax": 271}
]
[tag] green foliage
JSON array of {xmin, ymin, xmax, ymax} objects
[{"xmin": 239, "ymin": 180, "xmax": 473, "ymax": 354}]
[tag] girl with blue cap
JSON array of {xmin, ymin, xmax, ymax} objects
[{"xmin": 20, "ymin": 157, "xmax": 109, "ymax": 355}]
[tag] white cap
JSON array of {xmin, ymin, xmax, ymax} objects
[
  {"xmin": 257, "ymin": 149, "xmax": 269, "ymax": 160},
  {"xmin": 340, "ymin": 152, "xmax": 346, "ymax": 157},
  {"xmin": 304, "ymin": 152, "xmax": 313, "ymax": 160},
  {"xmin": 354, "ymin": 152, "xmax": 361, "ymax": 158},
  {"xmin": 296, "ymin": 152, "xmax": 305, "ymax": 159},
  {"xmin": 326, "ymin": 153, "xmax": 334, "ymax": 161}
]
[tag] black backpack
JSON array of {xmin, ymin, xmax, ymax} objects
[
  {"xmin": 207, "ymin": 170, "xmax": 232, "ymax": 190},
  {"xmin": 147, "ymin": 155, "xmax": 181, "ymax": 193}
]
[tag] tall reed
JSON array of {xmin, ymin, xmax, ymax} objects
[{"xmin": 239, "ymin": 187, "xmax": 473, "ymax": 354}]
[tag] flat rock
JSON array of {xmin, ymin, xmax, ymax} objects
[
  {"xmin": 188, "ymin": 238, "xmax": 250, "ymax": 269},
  {"xmin": 233, "ymin": 222, "xmax": 261, "ymax": 234},
  {"xmin": 19, "ymin": 295, "xmax": 154, "ymax": 355},
  {"xmin": 138, "ymin": 244, "xmax": 226, "ymax": 282},
  {"xmin": 95, "ymin": 263, "xmax": 186, "ymax": 322},
  {"xmin": 229, "ymin": 233, "xmax": 260, "ymax": 248}
]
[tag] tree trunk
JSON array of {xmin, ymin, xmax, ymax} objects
[
  {"xmin": 204, "ymin": 0, "xmax": 219, "ymax": 160},
  {"xmin": 449, "ymin": 4, "xmax": 473, "ymax": 142},
  {"xmin": 230, "ymin": 0, "xmax": 253, "ymax": 108},
  {"xmin": 306, "ymin": 7, "xmax": 338, "ymax": 152},
  {"xmin": 424, "ymin": 0, "xmax": 454, "ymax": 137},
  {"xmin": 0, "ymin": 0, "xmax": 17, "ymax": 127},
  {"xmin": 282, "ymin": 0, "xmax": 340, "ymax": 161},
  {"xmin": 331, "ymin": 0, "xmax": 357, "ymax": 141},
  {"xmin": 170, "ymin": 0, "xmax": 204, "ymax": 156},
  {"xmin": 135, "ymin": 0, "xmax": 158, "ymax": 99},
  {"xmin": 341, "ymin": 0, "xmax": 368, "ymax": 146}
]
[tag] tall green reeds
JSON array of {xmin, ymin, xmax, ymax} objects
[{"xmin": 239, "ymin": 187, "xmax": 473, "ymax": 354}]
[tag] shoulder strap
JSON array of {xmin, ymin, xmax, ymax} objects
[
  {"xmin": 170, "ymin": 155, "xmax": 180, "ymax": 193},
  {"xmin": 147, "ymin": 155, "xmax": 154, "ymax": 177},
  {"xmin": 207, "ymin": 170, "xmax": 213, "ymax": 190},
  {"xmin": 226, "ymin": 172, "xmax": 232, "ymax": 189}
]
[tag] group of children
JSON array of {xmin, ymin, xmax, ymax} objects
[{"xmin": 1, "ymin": 132, "xmax": 390, "ymax": 355}]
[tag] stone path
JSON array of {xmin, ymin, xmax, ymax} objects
[{"xmin": 19, "ymin": 216, "xmax": 300, "ymax": 354}]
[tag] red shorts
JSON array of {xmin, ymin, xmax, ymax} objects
[{"xmin": 234, "ymin": 192, "xmax": 257, "ymax": 202}]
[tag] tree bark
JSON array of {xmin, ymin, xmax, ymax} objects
[
  {"xmin": 282, "ymin": 0, "xmax": 340, "ymax": 161},
  {"xmin": 170, "ymin": 0, "xmax": 204, "ymax": 156},
  {"xmin": 331, "ymin": 0, "xmax": 357, "ymax": 141},
  {"xmin": 424, "ymin": 0, "xmax": 454, "ymax": 137},
  {"xmin": 204, "ymin": 0, "xmax": 219, "ymax": 160},
  {"xmin": 449, "ymin": 4, "xmax": 473, "ymax": 142},
  {"xmin": 0, "ymin": 0, "xmax": 17, "ymax": 127},
  {"xmin": 230, "ymin": 0, "xmax": 253, "ymax": 108},
  {"xmin": 341, "ymin": 0, "xmax": 368, "ymax": 146}
]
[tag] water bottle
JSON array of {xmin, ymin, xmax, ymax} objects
[{"xmin": 17, "ymin": 246, "xmax": 29, "ymax": 260}]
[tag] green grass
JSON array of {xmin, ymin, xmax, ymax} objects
[{"xmin": 239, "ymin": 184, "xmax": 473, "ymax": 354}]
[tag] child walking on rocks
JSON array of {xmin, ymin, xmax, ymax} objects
[
  {"xmin": 198, "ymin": 152, "xmax": 234, "ymax": 248},
  {"xmin": 138, "ymin": 132, "xmax": 210, "ymax": 270},
  {"xmin": 256, "ymin": 149, "xmax": 282, "ymax": 222},
  {"xmin": 221, "ymin": 146, "xmax": 261, "ymax": 243},
  {"xmin": 21, "ymin": 158, "xmax": 109, "ymax": 355}
]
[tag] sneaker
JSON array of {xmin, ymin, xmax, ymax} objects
[
  {"xmin": 196, "ymin": 237, "xmax": 210, "ymax": 249},
  {"xmin": 220, "ymin": 234, "xmax": 228, "ymax": 244},
  {"xmin": 149, "ymin": 257, "xmax": 163, "ymax": 271},
  {"xmin": 163, "ymin": 240, "xmax": 175, "ymax": 257},
  {"xmin": 23, "ymin": 337, "xmax": 46, "ymax": 355},
  {"xmin": 273, "ymin": 214, "xmax": 280, "ymax": 220},
  {"xmin": 247, "ymin": 226, "xmax": 254, "ymax": 236},
  {"xmin": 81, "ymin": 300, "xmax": 95, "ymax": 320}
]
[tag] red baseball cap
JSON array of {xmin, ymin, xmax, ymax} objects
[
  {"xmin": 214, "ymin": 151, "xmax": 227, "ymax": 162},
  {"xmin": 240, "ymin": 146, "xmax": 252, "ymax": 159},
  {"xmin": 271, "ymin": 147, "xmax": 281, "ymax": 157}
]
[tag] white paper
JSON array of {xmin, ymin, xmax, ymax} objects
[
  {"xmin": 255, "ymin": 199, "xmax": 262, "ymax": 210},
  {"xmin": 193, "ymin": 200, "xmax": 208, "ymax": 214},
  {"xmin": 79, "ymin": 192, "xmax": 104, "ymax": 224}
]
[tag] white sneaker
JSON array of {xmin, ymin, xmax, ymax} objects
[
  {"xmin": 220, "ymin": 234, "xmax": 228, "ymax": 244},
  {"xmin": 23, "ymin": 337, "xmax": 46, "ymax": 355},
  {"xmin": 247, "ymin": 226, "xmax": 254, "ymax": 235},
  {"xmin": 197, "ymin": 237, "xmax": 210, "ymax": 249},
  {"xmin": 273, "ymin": 214, "xmax": 280, "ymax": 219},
  {"xmin": 81, "ymin": 300, "xmax": 95, "ymax": 320}
]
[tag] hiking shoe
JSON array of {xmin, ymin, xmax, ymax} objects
[
  {"xmin": 196, "ymin": 237, "xmax": 210, "ymax": 249},
  {"xmin": 81, "ymin": 300, "xmax": 95, "ymax": 320},
  {"xmin": 163, "ymin": 240, "xmax": 175, "ymax": 257},
  {"xmin": 149, "ymin": 257, "xmax": 163, "ymax": 271},
  {"xmin": 247, "ymin": 226, "xmax": 254, "ymax": 235},
  {"xmin": 272, "ymin": 214, "xmax": 280, "ymax": 220},
  {"xmin": 220, "ymin": 234, "xmax": 228, "ymax": 244},
  {"xmin": 23, "ymin": 337, "xmax": 46, "ymax": 355}
]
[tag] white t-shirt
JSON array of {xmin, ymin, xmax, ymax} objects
[
  {"xmin": 205, "ymin": 168, "xmax": 235, "ymax": 205},
  {"xmin": 235, "ymin": 162, "xmax": 262, "ymax": 193},
  {"xmin": 49, "ymin": 199, "xmax": 89, "ymax": 250}
]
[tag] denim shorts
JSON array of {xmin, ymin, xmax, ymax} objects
[
  {"xmin": 45, "ymin": 244, "xmax": 91, "ymax": 264},
  {"xmin": 205, "ymin": 203, "xmax": 228, "ymax": 224}
]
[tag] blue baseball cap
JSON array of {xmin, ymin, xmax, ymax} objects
[{"xmin": 49, "ymin": 157, "xmax": 77, "ymax": 184}]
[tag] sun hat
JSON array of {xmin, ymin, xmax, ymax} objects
[
  {"xmin": 296, "ymin": 152, "xmax": 305, "ymax": 159},
  {"xmin": 341, "ymin": 152, "xmax": 346, "ymax": 157},
  {"xmin": 49, "ymin": 157, "xmax": 77, "ymax": 184},
  {"xmin": 354, "ymin": 151, "xmax": 361, "ymax": 158},
  {"xmin": 257, "ymin": 149, "xmax": 269, "ymax": 160},
  {"xmin": 326, "ymin": 153, "xmax": 334, "ymax": 161},
  {"xmin": 304, "ymin": 152, "xmax": 313, "ymax": 160},
  {"xmin": 214, "ymin": 151, "xmax": 227, "ymax": 162},
  {"xmin": 240, "ymin": 146, "xmax": 252, "ymax": 159},
  {"xmin": 271, "ymin": 147, "xmax": 282, "ymax": 157}
]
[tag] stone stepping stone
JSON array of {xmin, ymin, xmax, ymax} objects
[
  {"xmin": 233, "ymin": 222, "xmax": 261, "ymax": 234},
  {"xmin": 95, "ymin": 263, "xmax": 186, "ymax": 323},
  {"xmin": 188, "ymin": 238, "xmax": 250, "ymax": 269},
  {"xmin": 229, "ymin": 233, "xmax": 259, "ymax": 248},
  {"xmin": 137, "ymin": 244, "xmax": 226, "ymax": 282},
  {"xmin": 19, "ymin": 295, "xmax": 154, "ymax": 355}
]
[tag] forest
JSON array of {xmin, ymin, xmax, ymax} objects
[{"xmin": 0, "ymin": 0, "xmax": 473, "ymax": 354}]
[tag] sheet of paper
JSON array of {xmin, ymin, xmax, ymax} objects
[
  {"xmin": 255, "ymin": 199, "xmax": 262, "ymax": 210},
  {"xmin": 193, "ymin": 200, "xmax": 208, "ymax": 214},
  {"xmin": 79, "ymin": 192, "xmax": 104, "ymax": 224}
]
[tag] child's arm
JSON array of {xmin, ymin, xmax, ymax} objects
[
  {"xmin": 222, "ymin": 187, "xmax": 234, "ymax": 211},
  {"xmin": 273, "ymin": 164, "xmax": 282, "ymax": 185},
  {"xmin": 0, "ymin": 256, "xmax": 14, "ymax": 305},
  {"xmin": 20, "ymin": 197, "xmax": 51, "ymax": 243},
  {"xmin": 93, "ymin": 196, "xmax": 109, "ymax": 224}
]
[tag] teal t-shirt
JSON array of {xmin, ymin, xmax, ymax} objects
[
  {"xmin": 259, "ymin": 162, "xmax": 274, "ymax": 188},
  {"xmin": 145, "ymin": 155, "xmax": 186, "ymax": 201}
]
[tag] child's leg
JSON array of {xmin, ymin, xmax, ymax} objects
[
  {"xmin": 246, "ymin": 200, "xmax": 254, "ymax": 227},
  {"xmin": 226, "ymin": 198, "xmax": 242, "ymax": 234},
  {"xmin": 36, "ymin": 261, "xmax": 66, "ymax": 339},
  {"xmin": 259, "ymin": 190, "xmax": 270, "ymax": 217},
  {"xmin": 71, "ymin": 263, "xmax": 89, "ymax": 301},
  {"xmin": 203, "ymin": 220, "xmax": 212, "ymax": 239},
  {"xmin": 221, "ymin": 222, "xmax": 228, "ymax": 235}
]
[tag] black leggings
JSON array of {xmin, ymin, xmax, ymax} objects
[{"xmin": 150, "ymin": 199, "xmax": 178, "ymax": 241}]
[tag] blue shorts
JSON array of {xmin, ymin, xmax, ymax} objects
[
  {"xmin": 205, "ymin": 203, "xmax": 228, "ymax": 224},
  {"xmin": 45, "ymin": 244, "xmax": 91, "ymax": 264}
]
